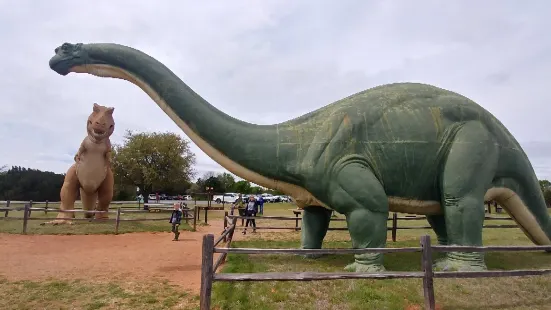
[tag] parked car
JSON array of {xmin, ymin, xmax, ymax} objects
[
  {"xmin": 277, "ymin": 195, "xmax": 290, "ymax": 203},
  {"xmin": 212, "ymin": 193, "xmax": 240, "ymax": 204},
  {"xmin": 183, "ymin": 195, "xmax": 192, "ymax": 200},
  {"xmin": 261, "ymin": 193, "xmax": 277, "ymax": 203},
  {"xmin": 148, "ymin": 194, "xmax": 157, "ymax": 200}
]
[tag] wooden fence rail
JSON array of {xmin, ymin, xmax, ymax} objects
[
  {"xmin": 0, "ymin": 204, "xmax": 197, "ymax": 234},
  {"xmin": 226, "ymin": 212, "xmax": 518, "ymax": 242},
  {"xmin": 199, "ymin": 231, "xmax": 551, "ymax": 310}
]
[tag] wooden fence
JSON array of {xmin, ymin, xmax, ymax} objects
[
  {"xmin": 224, "ymin": 211, "xmax": 518, "ymax": 242},
  {"xmin": 0, "ymin": 200, "xmax": 197, "ymax": 234},
  {"xmin": 200, "ymin": 217, "xmax": 551, "ymax": 310}
]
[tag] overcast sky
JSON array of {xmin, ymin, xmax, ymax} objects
[{"xmin": 1, "ymin": 1, "xmax": 551, "ymax": 181}]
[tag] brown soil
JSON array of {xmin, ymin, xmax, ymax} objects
[{"xmin": 0, "ymin": 220, "xmax": 242, "ymax": 294}]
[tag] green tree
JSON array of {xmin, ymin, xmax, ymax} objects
[
  {"xmin": 539, "ymin": 180, "xmax": 551, "ymax": 193},
  {"xmin": 217, "ymin": 172, "xmax": 236, "ymax": 192},
  {"xmin": 233, "ymin": 180, "xmax": 251, "ymax": 193},
  {"xmin": 111, "ymin": 130, "xmax": 196, "ymax": 202}
]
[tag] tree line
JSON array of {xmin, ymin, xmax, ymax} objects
[{"xmin": 0, "ymin": 130, "xmax": 281, "ymax": 202}]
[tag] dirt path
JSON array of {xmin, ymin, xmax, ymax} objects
[{"xmin": 0, "ymin": 220, "xmax": 241, "ymax": 294}]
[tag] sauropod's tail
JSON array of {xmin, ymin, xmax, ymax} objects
[{"xmin": 486, "ymin": 155, "xmax": 551, "ymax": 245}]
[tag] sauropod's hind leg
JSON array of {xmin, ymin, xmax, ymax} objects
[{"xmin": 435, "ymin": 121, "xmax": 498, "ymax": 271}]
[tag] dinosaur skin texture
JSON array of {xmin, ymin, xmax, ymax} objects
[
  {"xmin": 45, "ymin": 103, "xmax": 115, "ymax": 225},
  {"xmin": 48, "ymin": 42, "xmax": 551, "ymax": 272}
]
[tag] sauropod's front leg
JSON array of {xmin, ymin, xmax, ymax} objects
[
  {"xmin": 300, "ymin": 206, "xmax": 333, "ymax": 259},
  {"xmin": 327, "ymin": 159, "xmax": 389, "ymax": 272}
]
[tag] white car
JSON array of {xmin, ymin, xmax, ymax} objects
[
  {"xmin": 261, "ymin": 193, "xmax": 277, "ymax": 203},
  {"xmin": 212, "ymin": 193, "xmax": 239, "ymax": 204}
]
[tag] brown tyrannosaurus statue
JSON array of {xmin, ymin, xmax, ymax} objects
[{"xmin": 46, "ymin": 103, "xmax": 115, "ymax": 225}]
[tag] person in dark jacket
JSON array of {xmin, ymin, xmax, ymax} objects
[
  {"xmin": 169, "ymin": 203, "xmax": 183, "ymax": 241},
  {"xmin": 243, "ymin": 195, "xmax": 259, "ymax": 235}
]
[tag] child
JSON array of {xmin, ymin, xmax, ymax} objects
[
  {"xmin": 169, "ymin": 203, "xmax": 183, "ymax": 241},
  {"xmin": 243, "ymin": 195, "xmax": 258, "ymax": 235}
]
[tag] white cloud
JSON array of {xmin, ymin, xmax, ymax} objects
[{"xmin": 1, "ymin": 0, "xmax": 551, "ymax": 181}]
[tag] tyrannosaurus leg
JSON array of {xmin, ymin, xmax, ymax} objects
[
  {"xmin": 80, "ymin": 188, "xmax": 97, "ymax": 220},
  {"xmin": 435, "ymin": 121, "xmax": 499, "ymax": 271},
  {"xmin": 95, "ymin": 168, "xmax": 114, "ymax": 220},
  {"xmin": 300, "ymin": 205, "xmax": 333, "ymax": 259},
  {"xmin": 45, "ymin": 164, "xmax": 80, "ymax": 225},
  {"xmin": 327, "ymin": 159, "xmax": 389, "ymax": 272}
]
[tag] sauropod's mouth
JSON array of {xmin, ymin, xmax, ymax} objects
[{"xmin": 93, "ymin": 129, "xmax": 105, "ymax": 135}]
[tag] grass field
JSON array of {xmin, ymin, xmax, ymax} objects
[
  {"xmin": 0, "ymin": 276, "xmax": 199, "ymax": 310},
  {"xmin": 0, "ymin": 202, "xmax": 193, "ymax": 234},
  {"xmin": 1, "ymin": 201, "xmax": 551, "ymax": 309},
  {"xmin": 211, "ymin": 203, "xmax": 551, "ymax": 310}
]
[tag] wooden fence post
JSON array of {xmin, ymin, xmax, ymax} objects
[
  {"xmin": 392, "ymin": 212, "xmax": 398, "ymax": 242},
  {"xmin": 193, "ymin": 205, "xmax": 198, "ymax": 231},
  {"xmin": 44, "ymin": 200, "xmax": 49, "ymax": 215},
  {"xmin": 294, "ymin": 211, "xmax": 300, "ymax": 231},
  {"xmin": 28, "ymin": 200, "xmax": 33, "ymax": 217},
  {"xmin": 4, "ymin": 200, "xmax": 10, "ymax": 217},
  {"xmin": 223, "ymin": 211, "xmax": 228, "ymax": 242},
  {"xmin": 200, "ymin": 234, "xmax": 215, "ymax": 310},
  {"xmin": 204, "ymin": 206, "xmax": 208, "ymax": 224},
  {"xmin": 420, "ymin": 235, "xmax": 435, "ymax": 310},
  {"xmin": 22, "ymin": 203, "xmax": 30, "ymax": 234},
  {"xmin": 114, "ymin": 207, "xmax": 121, "ymax": 235}
]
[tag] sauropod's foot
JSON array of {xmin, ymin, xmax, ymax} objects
[
  {"xmin": 344, "ymin": 262, "xmax": 386, "ymax": 272},
  {"xmin": 433, "ymin": 252, "xmax": 487, "ymax": 271}
]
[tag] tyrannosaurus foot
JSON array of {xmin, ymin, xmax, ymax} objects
[
  {"xmin": 433, "ymin": 252, "xmax": 487, "ymax": 271},
  {"xmin": 344, "ymin": 262, "xmax": 386, "ymax": 272},
  {"xmin": 40, "ymin": 219, "xmax": 74, "ymax": 226}
]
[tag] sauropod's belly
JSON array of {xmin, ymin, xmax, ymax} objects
[{"xmin": 77, "ymin": 154, "xmax": 107, "ymax": 194}]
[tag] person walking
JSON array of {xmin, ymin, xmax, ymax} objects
[
  {"xmin": 169, "ymin": 203, "xmax": 183, "ymax": 241},
  {"xmin": 242, "ymin": 195, "xmax": 258, "ymax": 235},
  {"xmin": 257, "ymin": 195, "xmax": 264, "ymax": 214}
]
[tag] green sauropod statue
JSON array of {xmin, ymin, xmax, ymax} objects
[{"xmin": 49, "ymin": 42, "xmax": 551, "ymax": 272}]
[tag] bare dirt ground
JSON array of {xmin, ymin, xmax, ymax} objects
[{"xmin": 0, "ymin": 220, "xmax": 241, "ymax": 294}]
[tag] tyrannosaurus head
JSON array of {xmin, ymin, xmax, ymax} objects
[{"xmin": 88, "ymin": 103, "xmax": 115, "ymax": 142}]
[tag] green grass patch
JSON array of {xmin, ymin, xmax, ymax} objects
[
  {"xmin": 0, "ymin": 277, "xmax": 197, "ymax": 310},
  {"xmin": 212, "ymin": 224, "xmax": 551, "ymax": 310}
]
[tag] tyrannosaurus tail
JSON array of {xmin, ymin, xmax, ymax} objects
[{"xmin": 486, "ymin": 154, "xmax": 551, "ymax": 246}]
